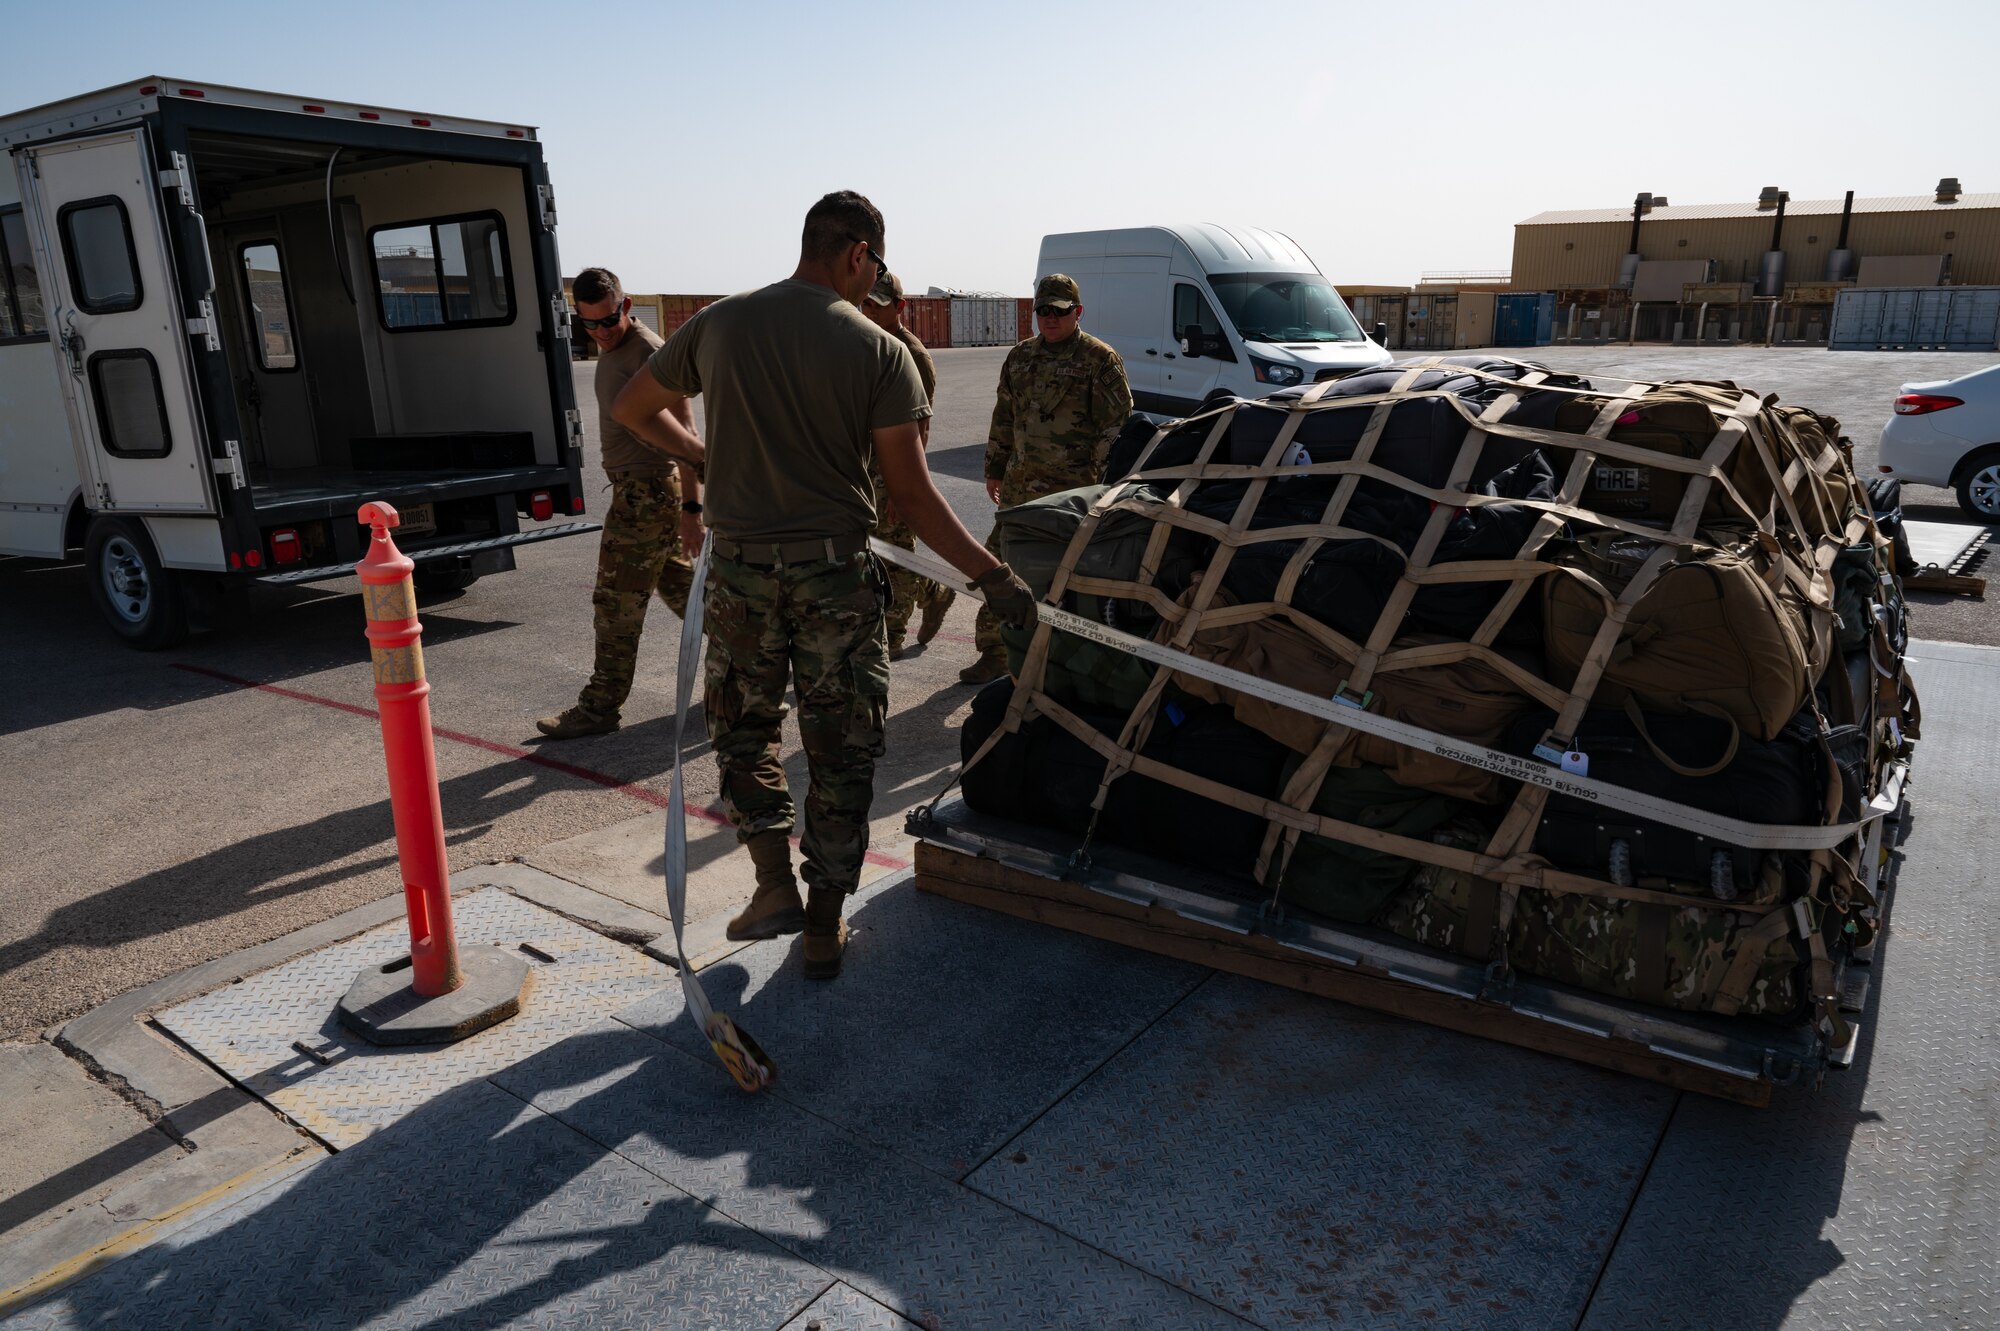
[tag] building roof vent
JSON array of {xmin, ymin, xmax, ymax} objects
[
  {"xmin": 1757, "ymin": 186, "xmax": 1783, "ymax": 210},
  {"xmin": 1651, "ymin": 196, "xmax": 1668, "ymax": 208},
  {"xmin": 1937, "ymin": 177, "xmax": 1962, "ymax": 203}
]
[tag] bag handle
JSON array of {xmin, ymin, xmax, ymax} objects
[{"xmin": 1621, "ymin": 695, "xmax": 1740, "ymax": 777}]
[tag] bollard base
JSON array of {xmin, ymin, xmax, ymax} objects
[{"xmin": 336, "ymin": 945, "xmax": 530, "ymax": 1046}]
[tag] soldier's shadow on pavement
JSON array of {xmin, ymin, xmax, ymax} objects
[{"xmin": 29, "ymin": 972, "xmax": 853, "ymax": 1331}]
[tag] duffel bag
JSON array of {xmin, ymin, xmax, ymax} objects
[
  {"xmin": 1226, "ymin": 357, "xmax": 1588, "ymax": 489},
  {"xmin": 1175, "ymin": 609, "xmax": 1537, "ymax": 803},
  {"xmin": 960, "ymin": 677, "xmax": 1152, "ymax": 840},
  {"xmin": 1276, "ymin": 762, "xmax": 1465, "ymax": 922},
  {"xmin": 1500, "ymin": 705, "xmax": 1822, "ymax": 899},
  {"xmin": 1555, "ymin": 382, "xmax": 1744, "ymax": 525},
  {"xmin": 1377, "ymin": 842, "xmax": 1807, "ymax": 1016},
  {"xmin": 1141, "ymin": 700, "xmax": 1292, "ymax": 877},
  {"xmin": 1542, "ymin": 529, "xmax": 1815, "ymax": 741}
]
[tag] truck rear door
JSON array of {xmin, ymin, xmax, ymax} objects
[{"xmin": 17, "ymin": 129, "xmax": 216, "ymax": 514}]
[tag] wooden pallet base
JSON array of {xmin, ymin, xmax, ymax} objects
[
  {"xmin": 914, "ymin": 841, "xmax": 1772, "ymax": 1108},
  {"xmin": 1903, "ymin": 571, "xmax": 1985, "ymax": 597}
]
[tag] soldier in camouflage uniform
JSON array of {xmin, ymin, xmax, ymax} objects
[
  {"xmin": 961, "ymin": 273, "xmax": 1133, "ymax": 684},
  {"xmin": 537, "ymin": 267, "xmax": 704, "ymax": 739},
  {"xmin": 611, "ymin": 192, "xmax": 1036, "ymax": 980},
  {"xmin": 859, "ymin": 268, "xmax": 955, "ymax": 655}
]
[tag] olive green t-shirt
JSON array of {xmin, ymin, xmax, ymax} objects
[
  {"xmin": 595, "ymin": 319, "xmax": 670, "ymax": 476},
  {"xmin": 647, "ymin": 279, "xmax": 931, "ymax": 543}
]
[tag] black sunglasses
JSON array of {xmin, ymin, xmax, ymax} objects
[
  {"xmin": 849, "ymin": 236, "xmax": 887, "ymax": 274},
  {"xmin": 1035, "ymin": 304, "xmax": 1076, "ymax": 318},
  {"xmin": 576, "ymin": 305, "xmax": 625, "ymax": 331}
]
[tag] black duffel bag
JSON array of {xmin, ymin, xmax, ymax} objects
[
  {"xmin": 961, "ymin": 679, "xmax": 1149, "ymax": 840},
  {"xmin": 1501, "ymin": 705, "xmax": 1829, "ymax": 900}
]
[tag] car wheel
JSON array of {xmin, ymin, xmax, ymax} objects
[
  {"xmin": 85, "ymin": 516, "xmax": 190, "ymax": 649},
  {"xmin": 1955, "ymin": 451, "xmax": 2000, "ymax": 520}
]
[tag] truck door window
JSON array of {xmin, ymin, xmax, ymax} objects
[
  {"xmin": 369, "ymin": 211, "xmax": 514, "ymax": 331},
  {"xmin": 0, "ymin": 207, "xmax": 48, "ymax": 342},
  {"xmin": 239, "ymin": 242, "xmax": 298, "ymax": 371},
  {"xmin": 87, "ymin": 350, "xmax": 172, "ymax": 458},
  {"xmin": 58, "ymin": 197, "xmax": 143, "ymax": 314},
  {"xmin": 1173, "ymin": 283, "xmax": 1235, "ymax": 361}
]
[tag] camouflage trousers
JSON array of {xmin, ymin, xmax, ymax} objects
[
  {"xmin": 578, "ymin": 473, "xmax": 695, "ymax": 718},
  {"xmin": 705, "ymin": 549, "xmax": 890, "ymax": 896},
  {"xmin": 973, "ymin": 464, "xmax": 1093, "ymax": 659},
  {"xmin": 870, "ymin": 512, "xmax": 953, "ymax": 642}
]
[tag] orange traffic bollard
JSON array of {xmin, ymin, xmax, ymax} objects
[{"xmin": 356, "ymin": 501, "xmax": 462, "ymax": 998}]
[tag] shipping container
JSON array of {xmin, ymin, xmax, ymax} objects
[
  {"xmin": 1016, "ymin": 297, "xmax": 1034, "ymax": 342},
  {"xmin": 950, "ymin": 296, "xmax": 1019, "ymax": 347},
  {"xmin": 1830, "ymin": 286, "xmax": 2000, "ymax": 350},
  {"xmin": 1492, "ymin": 292, "xmax": 1555, "ymax": 346},
  {"xmin": 900, "ymin": 295, "xmax": 952, "ymax": 349}
]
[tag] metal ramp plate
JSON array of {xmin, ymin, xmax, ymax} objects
[
  {"xmin": 615, "ymin": 875, "xmax": 1207, "ymax": 1177},
  {"xmin": 969, "ymin": 971, "xmax": 1675, "ymax": 1328},
  {"xmin": 1581, "ymin": 640, "xmax": 2000, "ymax": 1330},
  {"xmin": 3, "ymin": 1079, "xmax": 831, "ymax": 1331},
  {"xmin": 1902, "ymin": 519, "xmax": 1993, "ymax": 575},
  {"xmin": 154, "ymin": 888, "xmax": 667, "ymax": 1149}
]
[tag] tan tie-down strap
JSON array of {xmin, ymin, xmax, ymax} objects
[{"xmin": 886, "ymin": 358, "xmax": 1885, "ymax": 992}]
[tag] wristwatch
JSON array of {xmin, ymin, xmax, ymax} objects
[{"xmin": 681, "ymin": 501, "xmax": 703, "ymax": 515}]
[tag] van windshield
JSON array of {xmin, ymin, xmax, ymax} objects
[{"xmin": 1209, "ymin": 273, "xmax": 1365, "ymax": 344}]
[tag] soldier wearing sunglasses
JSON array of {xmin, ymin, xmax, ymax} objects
[
  {"xmin": 537, "ymin": 266, "xmax": 704, "ymax": 740},
  {"xmin": 961, "ymin": 273, "xmax": 1132, "ymax": 685}
]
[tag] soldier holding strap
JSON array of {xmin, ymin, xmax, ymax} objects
[{"xmin": 612, "ymin": 191, "xmax": 1036, "ymax": 980}]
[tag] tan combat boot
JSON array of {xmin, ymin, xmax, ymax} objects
[
  {"xmin": 957, "ymin": 648, "xmax": 1008, "ymax": 686},
  {"xmin": 725, "ymin": 831, "xmax": 807, "ymax": 941},
  {"xmin": 801, "ymin": 887, "xmax": 849, "ymax": 980},
  {"xmin": 535, "ymin": 704, "xmax": 619, "ymax": 739},
  {"xmin": 917, "ymin": 588, "xmax": 955, "ymax": 645}
]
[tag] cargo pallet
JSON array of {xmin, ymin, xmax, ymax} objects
[{"xmin": 910, "ymin": 765, "xmax": 1907, "ymax": 1109}]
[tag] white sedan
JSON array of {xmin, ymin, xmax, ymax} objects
[{"xmin": 1877, "ymin": 364, "xmax": 2000, "ymax": 518}]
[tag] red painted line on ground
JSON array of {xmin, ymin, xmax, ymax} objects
[{"xmin": 172, "ymin": 663, "xmax": 910, "ymax": 868}]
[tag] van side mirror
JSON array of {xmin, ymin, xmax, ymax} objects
[
  {"xmin": 1372, "ymin": 321, "xmax": 1389, "ymax": 346},
  {"xmin": 1180, "ymin": 323, "xmax": 1206, "ymax": 359}
]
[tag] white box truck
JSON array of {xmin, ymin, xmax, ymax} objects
[
  {"xmin": 0, "ymin": 78, "xmax": 598, "ymax": 647},
  {"xmin": 1036, "ymin": 224, "xmax": 1392, "ymax": 416}
]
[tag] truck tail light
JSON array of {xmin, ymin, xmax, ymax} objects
[
  {"xmin": 1894, "ymin": 393, "xmax": 1963, "ymax": 415},
  {"xmin": 570, "ymin": 495, "xmax": 585, "ymax": 514},
  {"xmin": 245, "ymin": 549, "xmax": 264, "ymax": 569},
  {"xmin": 270, "ymin": 529, "xmax": 302, "ymax": 565},
  {"xmin": 529, "ymin": 490, "xmax": 554, "ymax": 521}
]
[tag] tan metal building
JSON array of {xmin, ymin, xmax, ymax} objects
[{"xmin": 1514, "ymin": 183, "xmax": 2000, "ymax": 291}]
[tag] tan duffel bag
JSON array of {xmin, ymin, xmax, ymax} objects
[
  {"xmin": 1174, "ymin": 611, "xmax": 1534, "ymax": 803},
  {"xmin": 1543, "ymin": 530, "xmax": 1815, "ymax": 742}
]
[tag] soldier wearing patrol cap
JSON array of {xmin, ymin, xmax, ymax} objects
[
  {"xmin": 859, "ymin": 268, "xmax": 955, "ymax": 656},
  {"xmin": 960, "ymin": 273, "xmax": 1133, "ymax": 684}
]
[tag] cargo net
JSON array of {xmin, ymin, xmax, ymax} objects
[{"xmin": 960, "ymin": 356, "xmax": 1919, "ymax": 1035}]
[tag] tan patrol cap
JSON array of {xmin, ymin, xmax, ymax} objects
[
  {"xmin": 866, "ymin": 268, "xmax": 904, "ymax": 306},
  {"xmin": 1035, "ymin": 273, "xmax": 1081, "ymax": 309}
]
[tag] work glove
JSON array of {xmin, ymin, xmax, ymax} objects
[{"xmin": 969, "ymin": 563, "xmax": 1038, "ymax": 631}]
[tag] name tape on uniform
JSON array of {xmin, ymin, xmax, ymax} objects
[{"xmin": 872, "ymin": 537, "xmax": 1880, "ymax": 853}]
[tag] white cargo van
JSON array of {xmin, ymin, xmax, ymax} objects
[
  {"xmin": 0, "ymin": 78, "xmax": 597, "ymax": 647},
  {"xmin": 1035, "ymin": 224, "xmax": 1392, "ymax": 416}
]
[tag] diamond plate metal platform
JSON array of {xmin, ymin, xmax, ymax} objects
[
  {"xmin": 1581, "ymin": 641, "xmax": 2000, "ymax": 1330},
  {"xmin": 155, "ymin": 889, "xmax": 669, "ymax": 1149},
  {"xmin": 616, "ymin": 874, "xmax": 1207, "ymax": 1177}
]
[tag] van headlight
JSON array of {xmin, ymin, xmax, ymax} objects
[{"xmin": 1251, "ymin": 358, "xmax": 1303, "ymax": 386}]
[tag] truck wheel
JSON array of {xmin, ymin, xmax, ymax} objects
[
  {"xmin": 1954, "ymin": 449, "xmax": 2000, "ymax": 520},
  {"xmin": 413, "ymin": 564, "xmax": 478, "ymax": 595},
  {"xmin": 86, "ymin": 516, "xmax": 190, "ymax": 650}
]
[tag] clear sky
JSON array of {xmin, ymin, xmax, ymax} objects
[{"xmin": 9, "ymin": 0, "xmax": 1997, "ymax": 296}]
